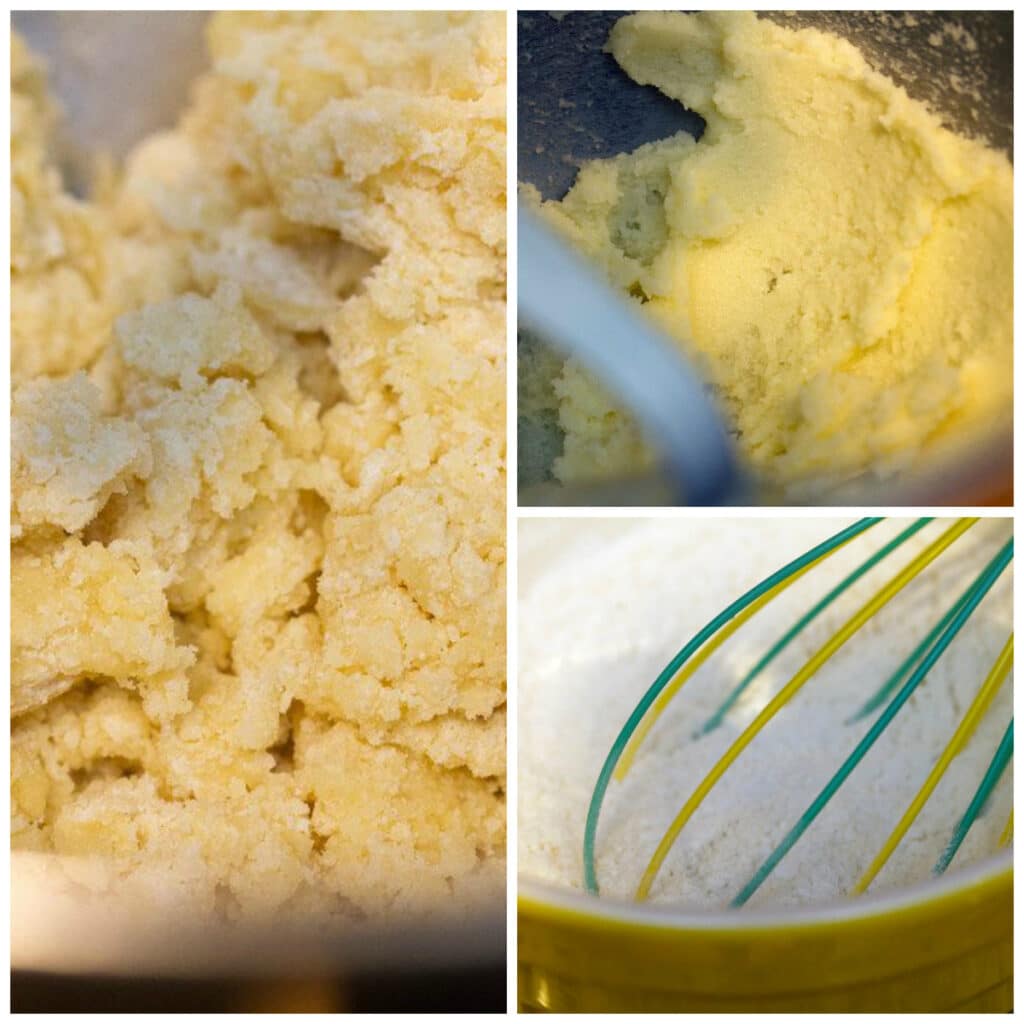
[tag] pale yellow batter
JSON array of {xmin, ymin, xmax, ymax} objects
[
  {"xmin": 11, "ymin": 13, "xmax": 505, "ymax": 921},
  {"xmin": 529, "ymin": 12, "xmax": 1012, "ymax": 492}
]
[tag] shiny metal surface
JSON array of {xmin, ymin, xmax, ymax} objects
[
  {"xmin": 519, "ymin": 208, "xmax": 742, "ymax": 504},
  {"xmin": 12, "ymin": 11, "xmax": 209, "ymax": 193}
]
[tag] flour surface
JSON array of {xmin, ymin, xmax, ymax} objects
[{"xmin": 519, "ymin": 518, "xmax": 1012, "ymax": 908}]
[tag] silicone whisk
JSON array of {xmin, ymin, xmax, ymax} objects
[{"xmin": 583, "ymin": 517, "xmax": 1013, "ymax": 905}]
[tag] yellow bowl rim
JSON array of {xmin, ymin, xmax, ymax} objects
[{"xmin": 519, "ymin": 848, "xmax": 1012, "ymax": 932}]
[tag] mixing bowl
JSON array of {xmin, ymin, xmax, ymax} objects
[
  {"xmin": 519, "ymin": 852, "xmax": 1011, "ymax": 1011},
  {"xmin": 11, "ymin": 13, "xmax": 505, "ymax": 1010},
  {"xmin": 517, "ymin": 515, "xmax": 1014, "ymax": 1011},
  {"xmin": 517, "ymin": 11, "xmax": 1013, "ymax": 506}
]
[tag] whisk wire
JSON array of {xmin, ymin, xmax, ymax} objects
[
  {"xmin": 617, "ymin": 548, "xmax": 838, "ymax": 780},
  {"xmin": 999, "ymin": 810, "xmax": 1013, "ymax": 846},
  {"xmin": 582, "ymin": 516, "xmax": 882, "ymax": 894},
  {"xmin": 847, "ymin": 580, "xmax": 981, "ymax": 725},
  {"xmin": 696, "ymin": 519, "xmax": 931, "ymax": 738},
  {"xmin": 854, "ymin": 634, "xmax": 1013, "ymax": 894},
  {"xmin": 634, "ymin": 519, "xmax": 977, "ymax": 902},
  {"xmin": 731, "ymin": 536, "xmax": 1011, "ymax": 907},
  {"xmin": 934, "ymin": 718, "xmax": 1014, "ymax": 876}
]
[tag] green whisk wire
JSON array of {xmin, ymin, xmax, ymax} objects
[
  {"xmin": 934, "ymin": 719, "xmax": 1014, "ymax": 876},
  {"xmin": 846, "ymin": 581, "xmax": 980, "ymax": 724},
  {"xmin": 582, "ymin": 516, "xmax": 881, "ymax": 895},
  {"xmin": 731, "ymin": 538, "xmax": 1013, "ymax": 907},
  {"xmin": 695, "ymin": 518, "xmax": 931, "ymax": 738}
]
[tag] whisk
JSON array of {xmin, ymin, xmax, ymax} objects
[{"xmin": 583, "ymin": 517, "xmax": 1014, "ymax": 906}]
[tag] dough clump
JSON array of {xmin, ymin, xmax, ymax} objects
[
  {"xmin": 11, "ymin": 12, "xmax": 506, "ymax": 920},
  {"xmin": 529, "ymin": 12, "xmax": 1012, "ymax": 493}
]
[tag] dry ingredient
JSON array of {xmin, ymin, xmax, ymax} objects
[{"xmin": 519, "ymin": 518, "xmax": 1012, "ymax": 907}]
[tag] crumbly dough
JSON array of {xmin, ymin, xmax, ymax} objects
[
  {"xmin": 11, "ymin": 12, "xmax": 506, "ymax": 921},
  {"xmin": 528, "ymin": 12, "xmax": 1012, "ymax": 492}
]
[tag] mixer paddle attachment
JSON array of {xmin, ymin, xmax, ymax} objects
[{"xmin": 583, "ymin": 517, "xmax": 1013, "ymax": 905}]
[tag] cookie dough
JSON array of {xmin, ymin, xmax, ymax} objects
[
  {"xmin": 528, "ymin": 12, "xmax": 1012, "ymax": 492},
  {"xmin": 11, "ymin": 12, "xmax": 506, "ymax": 920}
]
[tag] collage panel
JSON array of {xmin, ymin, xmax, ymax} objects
[
  {"xmin": 518, "ymin": 515, "xmax": 1013, "ymax": 1011},
  {"xmin": 10, "ymin": 9, "xmax": 506, "ymax": 1013},
  {"xmin": 518, "ymin": 11, "xmax": 1012, "ymax": 506}
]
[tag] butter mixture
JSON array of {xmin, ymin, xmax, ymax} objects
[
  {"xmin": 11, "ymin": 13, "xmax": 506, "ymax": 920},
  {"xmin": 527, "ymin": 12, "xmax": 1012, "ymax": 492}
]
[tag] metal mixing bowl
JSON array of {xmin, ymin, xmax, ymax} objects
[{"xmin": 10, "ymin": 12, "xmax": 505, "ymax": 1010}]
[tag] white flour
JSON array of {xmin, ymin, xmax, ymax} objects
[{"xmin": 518, "ymin": 518, "xmax": 1013, "ymax": 908}]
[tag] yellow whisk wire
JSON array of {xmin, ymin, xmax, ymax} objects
[
  {"xmin": 854, "ymin": 634, "xmax": 1013, "ymax": 894},
  {"xmin": 999, "ymin": 810, "xmax": 1013, "ymax": 846},
  {"xmin": 635, "ymin": 517, "xmax": 977, "ymax": 902},
  {"xmin": 614, "ymin": 549, "xmax": 837, "ymax": 781}
]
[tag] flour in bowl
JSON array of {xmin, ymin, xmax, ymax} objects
[{"xmin": 518, "ymin": 518, "xmax": 1012, "ymax": 908}]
